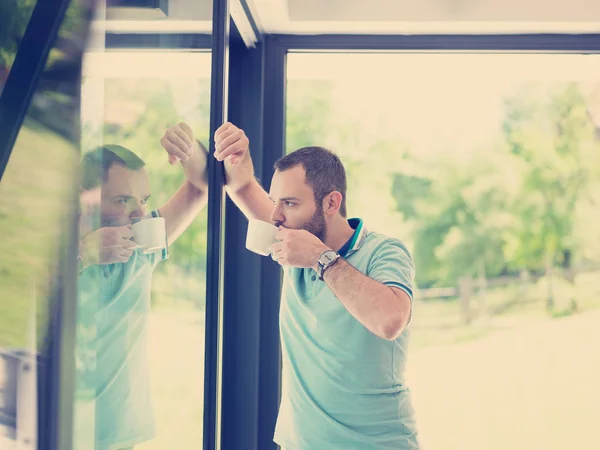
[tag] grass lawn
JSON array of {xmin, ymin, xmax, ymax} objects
[
  {"xmin": 407, "ymin": 308, "xmax": 600, "ymax": 450},
  {"xmin": 0, "ymin": 119, "xmax": 78, "ymax": 351},
  {"xmin": 410, "ymin": 270, "xmax": 600, "ymax": 349}
]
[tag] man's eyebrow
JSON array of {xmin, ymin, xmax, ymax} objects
[
  {"xmin": 113, "ymin": 194, "xmax": 151, "ymax": 200},
  {"xmin": 268, "ymin": 196, "xmax": 299, "ymax": 202}
]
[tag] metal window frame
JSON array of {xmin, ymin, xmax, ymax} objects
[
  {"xmin": 218, "ymin": 20, "xmax": 600, "ymax": 450},
  {"xmin": 220, "ymin": 22, "xmax": 263, "ymax": 450},
  {"xmin": 255, "ymin": 35, "xmax": 287, "ymax": 450},
  {"xmin": 272, "ymin": 33, "xmax": 600, "ymax": 52},
  {"xmin": 219, "ymin": 24, "xmax": 286, "ymax": 450},
  {"xmin": 104, "ymin": 32, "xmax": 212, "ymax": 49},
  {"xmin": 204, "ymin": 1, "xmax": 230, "ymax": 449}
]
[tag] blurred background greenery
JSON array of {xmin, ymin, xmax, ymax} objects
[{"xmin": 286, "ymin": 66, "xmax": 600, "ymax": 342}]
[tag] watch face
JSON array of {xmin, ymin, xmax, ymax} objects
[{"xmin": 321, "ymin": 250, "xmax": 337, "ymax": 264}]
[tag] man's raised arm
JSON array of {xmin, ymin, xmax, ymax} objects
[
  {"xmin": 158, "ymin": 123, "xmax": 209, "ymax": 244},
  {"xmin": 214, "ymin": 122, "xmax": 274, "ymax": 223}
]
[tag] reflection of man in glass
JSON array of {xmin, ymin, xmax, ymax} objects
[{"xmin": 76, "ymin": 123, "xmax": 208, "ymax": 450}]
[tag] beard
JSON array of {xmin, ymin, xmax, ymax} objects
[
  {"xmin": 101, "ymin": 215, "xmax": 129, "ymax": 228},
  {"xmin": 277, "ymin": 205, "xmax": 327, "ymax": 242}
]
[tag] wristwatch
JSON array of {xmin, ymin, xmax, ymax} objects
[{"xmin": 317, "ymin": 250, "xmax": 340, "ymax": 281}]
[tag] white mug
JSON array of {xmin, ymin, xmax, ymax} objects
[
  {"xmin": 246, "ymin": 219, "xmax": 278, "ymax": 256},
  {"xmin": 132, "ymin": 217, "xmax": 166, "ymax": 254}
]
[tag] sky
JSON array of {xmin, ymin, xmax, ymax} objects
[
  {"xmin": 287, "ymin": 53, "xmax": 600, "ymax": 158},
  {"xmin": 81, "ymin": 51, "xmax": 600, "ymax": 159}
]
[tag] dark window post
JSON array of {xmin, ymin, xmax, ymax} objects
[
  {"xmin": 204, "ymin": 0, "xmax": 230, "ymax": 449},
  {"xmin": 220, "ymin": 31, "xmax": 286, "ymax": 450}
]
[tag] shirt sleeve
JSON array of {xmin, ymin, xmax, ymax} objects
[{"xmin": 366, "ymin": 239, "xmax": 415, "ymax": 301}]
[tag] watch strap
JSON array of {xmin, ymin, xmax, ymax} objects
[{"xmin": 317, "ymin": 251, "xmax": 340, "ymax": 281}]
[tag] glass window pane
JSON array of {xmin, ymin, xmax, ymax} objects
[
  {"xmin": 286, "ymin": 52, "xmax": 600, "ymax": 450},
  {"xmin": 75, "ymin": 47, "xmax": 211, "ymax": 449},
  {"xmin": 0, "ymin": 0, "xmax": 92, "ymax": 446},
  {"xmin": 98, "ymin": 0, "xmax": 212, "ymax": 33}
]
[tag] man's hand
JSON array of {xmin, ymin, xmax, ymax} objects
[
  {"xmin": 161, "ymin": 122, "xmax": 208, "ymax": 190},
  {"xmin": 79, "ymin": 187, "xmax": 102, "ymax": 239},
  {"xmin": 270, "ymin": 227, "xmax": 330, "ymax": 269},
  {"xmin": 214, "ymin": 122, "xmax": 254, "ymax": 191},
  {"xmin": 79, "ymin": 225, "xmax": 136, "ymax": 269}
]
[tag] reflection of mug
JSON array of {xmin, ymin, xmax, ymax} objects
[
  {"xmin": 246, "ymin": 220, "xmax": 278, "ymax": 256},
  {"xmin": 132, "ymin": 217, "xmax": 166, "ymax": 254}
]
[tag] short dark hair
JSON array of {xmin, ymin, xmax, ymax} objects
[
  {"xmin": 274, "ymin": 146, "xmax": 347, "ymax": 217},
  {"xmin": 81, "ymin": 145, "xmax": 145, "ymax": 190}
]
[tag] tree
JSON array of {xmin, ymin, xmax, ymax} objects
[
  {"xmin": 0, "ymin": 0, "xmax": 36, "ymax": 68},
  {"xmin": 0, "ymin": 0, "xmax": 83, "ymax": 69},
  {"xmin": 503, "ymin": 82, "xmax": 600, "ymax": 309},
  {"xmin": 286, "ymin": 79, "xmax": 334, "ymax": 153},
  {"xmin": 391, "ymin": 150, "xmax": 516, "ymax": 288},
  {"xmin": 285, "ymin": 76, "xmax": 600, "ymax": 301}
]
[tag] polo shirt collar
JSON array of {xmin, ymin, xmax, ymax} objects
[{"xmin": 338, "ymin": 218, "xmax": 367, "ymax": 258}]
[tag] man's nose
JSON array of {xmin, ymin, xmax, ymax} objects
[
  {"xmin": 129, "ymin": 201, "xmax": 146, "ymax": 218},
  {"xmin": 269, "ymin": 205, "xmax": 284, "ymax": 226}
]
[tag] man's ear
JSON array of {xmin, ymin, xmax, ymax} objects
[{"xmin": 323, "ymin": 191, "xmax": 343, "ymax": 216}]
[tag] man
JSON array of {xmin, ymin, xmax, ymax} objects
[
  {"xmin": 76, "ymin": 123, "xmax": 208, "ymax": 450},
  {"xmin": 210, "ymin": 122, "xmax": 420, "ymax": 449}
]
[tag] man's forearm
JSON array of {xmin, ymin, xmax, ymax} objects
[
  {"xmin": 180, "ymin": 139, "xmax": 208, "ymax": 190},
  {"xmin": 226, "ymin": 178, "xmax": 274, "ymax": 223},
  {"xmin": 319, "ymin": 258, "xmax": 410, "ymax": 340},
  {"xmin": 159, "ymin": 180, "xmax": 207, "ymax": 244}
]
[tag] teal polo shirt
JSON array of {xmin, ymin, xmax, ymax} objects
[
  {"xmin": 274, "ymin": 218, "xmax": 420, "ymax": 449},
  {"xmin": 75, "ymin": 210, "xmax": 168, "ymax": 450}
]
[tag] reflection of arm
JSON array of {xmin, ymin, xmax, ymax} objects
[
  {"xmin": 226, "ymin": 178, "xmax": 274, "ymax": 223},
  {"xmin": 158, "ymin": 139, "xmax": 208, "ymax": 244},
  {"xmin": 158, "ymin": 180, "xmax": 207, "ymax": 245}
]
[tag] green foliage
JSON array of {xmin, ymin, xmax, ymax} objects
[
  {"xmin": 0, "ymin": 0, "xmax": 36, "ymax": 67},
  {"xmin": 286, "ymin": 80, "xmax": 334, "ymax": 153},
  {"xmin": 0, "ymin": 0, "xmax": 84, "ymax": 68},
  {"xmin": 503, "ymin": 83, "xmax": 599, "ymax": 270},
  {"xmin": 286, "ymin": 78, "xmax": 600, "ymax": 289}
]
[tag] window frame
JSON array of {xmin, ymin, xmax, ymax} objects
[{"xmin": 219, "ymin": 24, "xmax": 600, "ymax": 450}]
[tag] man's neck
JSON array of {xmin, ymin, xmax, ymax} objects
[{"xmin": 324, "ymin": 217, "xmax": 355, "ymax": 253}]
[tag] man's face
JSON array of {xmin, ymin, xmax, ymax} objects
[
  {"xmin": 100, "ymin": 163, "xmax": 151, "ymax": 227},
  {"xmin": 269, "ymin": 165, "xmax": 327, "ymax": 241}
]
